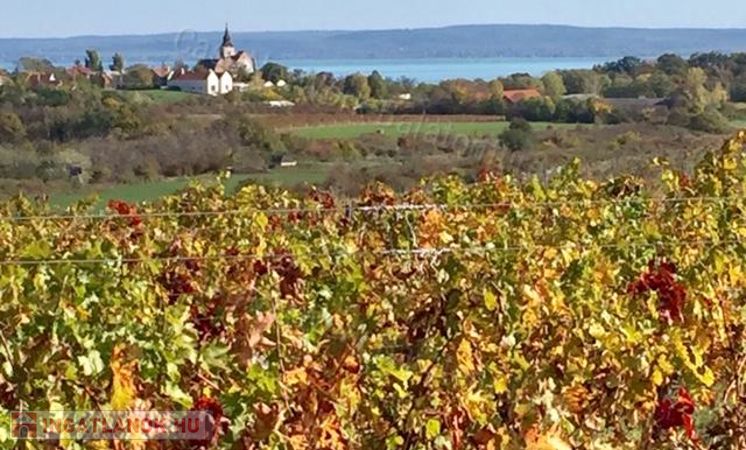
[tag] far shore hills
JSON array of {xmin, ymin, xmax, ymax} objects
[{"xmin": 2, "ymin": 24, "xmax": 746, "ymax": 65}]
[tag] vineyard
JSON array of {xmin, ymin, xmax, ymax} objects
[{"xmin": 2, "ymin": 132, "xmax": 746, "ymax": 449}]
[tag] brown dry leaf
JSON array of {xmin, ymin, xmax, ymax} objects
[
  {"xmin": 250, "ymin": 402, "xmax": 280, "ymax": 441},
  {"xmin": 473, "ymin": 425, "xmax": 496, "ymax": 446},
  {"xmin": 562, "ymin": 385, "xmax": 590, "ymax": 415},
  {"xmin": 248, "ymin": 312, "xmax": 276, "ymax": 348}
]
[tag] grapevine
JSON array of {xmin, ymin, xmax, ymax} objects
[{"xmin": 0, "ymin": 133, "xmax": 746, "ymax": 449}]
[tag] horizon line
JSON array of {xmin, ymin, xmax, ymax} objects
[{"xmin": 3, "ymin": 22, "xmax": 746, "ymax": 40}]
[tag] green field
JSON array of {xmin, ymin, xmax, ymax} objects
[
  {"xmin": 289, "ymin": 121, "xmax": 581, "ymax": 140},
  {"xmin": 50, "ymin": 165, "xmax": 334, "ymax": 209},
  {"xmin": 733, "ymin": 120, "xmax": 746, "ymax": 130}
]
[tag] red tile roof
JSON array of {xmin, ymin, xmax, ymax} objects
[
  {"xmin": 152, "ymin": 66, "xmax": 172, "ymax": 78},
  {"xmin": 67, "ymin": 65, "xmax": 93, "ymax": 77},
  {"xmin": 503, "ymin": 88, "xmax": 542, "ymax": 104}
]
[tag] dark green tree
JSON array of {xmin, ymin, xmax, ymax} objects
[
  {"xmin": 85, "ymin": 49, "xmax": 104, "ymax": 72},
  {"xmin": 260, "ymin": 62, "xmax": 289, "ymax": 84},
  {"xmin": 110, "ymin": 53, "xmax": 125, "ymax": 72},
  {"xmin": 656, "ymin": 54, "xmax": 688, "ymax": 76},
  {"xmin": 729, "ymin": 75, "xmax": 746, "ymax": 102},
  {"xmin": 368, "ymin": 71, "xmax": 388, "ymax": 99},
  {"xmin": 598, "ymin": 56, "xmax": 644, "ymax": 75},
  {"xmin": 343, "ymin": 73, "xmax": 371, "ymax": 100}
]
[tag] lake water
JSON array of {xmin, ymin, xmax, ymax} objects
[
  {"xmin": 0, "ymin": 56, "xmax": 610, "ymax": 82},
  {"xmin": 272, "ymin": 57, "xmax": 609, "ymax": 82},
  {"xmin": 273, "ymin": 57, "xmax": 607, "ymax": 82}
]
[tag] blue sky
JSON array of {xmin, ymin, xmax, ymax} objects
[{"xmin": 2, "ymin": 0, "xmax": 746, "ymax": 37}]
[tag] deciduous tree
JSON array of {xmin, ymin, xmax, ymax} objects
[{"xmin": 541, "ymin": 71, "xmax": 566, "ymax": 99}]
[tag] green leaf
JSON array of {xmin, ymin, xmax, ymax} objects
[
  {"xmin": 199, "ymin": 343, "xmax": 231, "ymax": 371},
  {"xmin": 165, "ymin": 382, "xmax": 193, "ymax": 407},
  {"xmin": 22, "ymin": 241, "xmax": 52, "ymax": 259}
]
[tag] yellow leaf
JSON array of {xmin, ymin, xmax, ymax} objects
[
  {"xmin": 110, "ymin": 344, "xmax": 137, "ymax": 411},
  {"xmin": 652, "ymin": 369, "xmax": 664, "ymax": 387},
  {"xmin": 484, "ymin": 289, "xmax": 498, "ymax": 312},
  {"xmin": 493, "ymin": 374, "xmax": 508, "ymax": 394},
  {"xmin": 523, "ymin": 285, "xmax": 542, "ymax": 303},
  {"xmin": 588, "ymin": 323, "xmax": 606, "ymax": 340},
  {"xmin": 457, "ymin": 339, "xmax": 476, "ymax": 375},
  {"xmin": 439, "ymin": 231, "xmax": 454, "ymax": 244}
]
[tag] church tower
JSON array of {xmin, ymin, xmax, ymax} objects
[{"xmin": 220, "ymin": 24, "xmax": 237, "ymax": 59}]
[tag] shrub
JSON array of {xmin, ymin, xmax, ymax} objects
[
  {"xmin": 0, "ymin": 145, "xmax": 39, "ymax": 178},
  {"xmin": 688, "ymin": 108, "xmax": 730, "ymax": 133},
  {"xmin": 615, "ymin": 130, "xmax": 642, "ymax": 147},
  {"xmin": 0, "ymin": 112, "xmax": 26, "ymax": 143},
  {"xmin": 499, "ymin": 119, "xmax": 535, "ymax": 151}
]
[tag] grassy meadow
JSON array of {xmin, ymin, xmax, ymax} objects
[
  {"xmin": 50, "ymin": 164, "xmax": 337, "ymax": 209},
  {"xmin": 44, "ymin": 115, "xmax": 746, "ymax": 210}
]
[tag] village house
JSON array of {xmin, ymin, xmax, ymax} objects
[
  {"xmin": 197, "ymin": 25, "xmax": 256, "ymax": 75},
  {"xmin": 66, "ymin": 63, "xmax": 94, "ymax": 80},
  {"xmin": 168, "ymin": 69, "xmax": 233, "ymax": 96},
  {"xmin": 152, "ymin": 65, "xmax": 174, "ymax": 87},
  {"xmin": 105, "ymin": 70, "xmax": 126, "ymax": 89},
  {"xmin": 24, "ymin": 72, "xmax": 63, "ymax": 89}
]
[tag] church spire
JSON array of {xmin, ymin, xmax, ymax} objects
[{"xmin": 222, "ymin": 23, "xmax": 233, "ymax": 47}]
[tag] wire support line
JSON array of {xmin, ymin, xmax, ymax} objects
[
  {"xmin": 0, "ymin": 237, "xmax": 740, "ymax": 267},
  {"xmin": 0, "ymin": 195, "xmax": 744, "ymax": 223}
]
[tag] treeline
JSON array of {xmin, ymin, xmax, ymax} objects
[{"xmin": 253, "ymin": 53, "xmax": 746, "ymax": 131}]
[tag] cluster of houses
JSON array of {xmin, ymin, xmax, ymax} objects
[
  {"xmin": 0, "ymin": 25, "xmax": 265, "ymax": 97},
  {"xmin": 167, "ymin": 26, "xmax": 257, "ymax": 95},
  {"xmin": 0, "ymin": 31, "xmax": 582, "ymax": 107}
]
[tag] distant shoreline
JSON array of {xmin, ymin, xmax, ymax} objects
[
  {"xmin": 1, "ymin": 23, "xmax": 746, "ymax": 65},
  {"xmin": 2, "ymin": 22, "xmax": 746, "ymax": 41}
]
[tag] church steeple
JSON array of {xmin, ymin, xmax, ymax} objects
[
  {"xmin": 222, "ymin": 23, "xmax": 233, "ymax": 47},
  {"xmin": 220, "ymin": 23, "xmax": 237, "ymax": 59}
]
